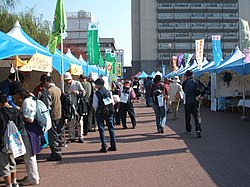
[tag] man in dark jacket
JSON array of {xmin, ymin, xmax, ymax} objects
[
  {"xmin": 182, "ymin": 70, "xmax": 203, "ymax": 138},
  {"xmin": 92, "ymin": 78, "xmax": 117, "ymax": 153}
]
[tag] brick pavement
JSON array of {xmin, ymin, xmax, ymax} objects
[{"xmin": 1, "ymin": 100, "xmax": 250, "ymax": 187}]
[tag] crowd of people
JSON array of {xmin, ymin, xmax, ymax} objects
[{"xmin": 0, "ymin": 69, "xmax": 206, "ymax": 186}]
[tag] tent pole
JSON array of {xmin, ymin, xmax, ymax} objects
[{"xmin": 240, "ymin": 68, "xmax": 247, "ymax": 121}]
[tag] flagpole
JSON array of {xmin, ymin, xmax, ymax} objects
[
  {"xmin": 60, "ymin": 0, "xmax": 64, "ymax": 93},
  {"xmin": 239, "ymin": 18, "xmax": 247, "ymax": 120}
]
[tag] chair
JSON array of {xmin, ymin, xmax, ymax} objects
[{"xmin": 224, "ymin": 96, "xmax": 235, "ymax": 112}]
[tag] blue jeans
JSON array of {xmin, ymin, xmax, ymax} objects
[
  {"xmin": 152, "ymin": 103, "xmax": 167, "ymax": 132},
  {"xmin": 96, "ymin": 113, "xmax": 116, "ymax": 148}
]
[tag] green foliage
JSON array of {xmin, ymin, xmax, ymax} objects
[
  {"xmin": 0, "ymin": 0, "xmax": 20, "ymax": 11},
  {"xmin": 0, "ymin": 8, "xmax": 51, "ymax": 46}
]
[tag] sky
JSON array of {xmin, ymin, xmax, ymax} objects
[{"xmin": 15, "ymin": 0, "xmax": 131, "ymax": 66}]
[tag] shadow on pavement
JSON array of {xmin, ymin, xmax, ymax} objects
[{"xmin": 168, "ymin": 104, "xmax": 250, "ymax": 186}]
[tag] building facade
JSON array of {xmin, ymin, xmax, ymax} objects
[{"xmin": 132, "ymin": 0, "xmax": 250, "ymax": 76}]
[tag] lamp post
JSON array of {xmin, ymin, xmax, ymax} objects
[{"xmin": 168, "ymin": 43, "xmax": 173, "ymax": 73}]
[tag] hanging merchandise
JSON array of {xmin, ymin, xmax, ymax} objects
[{"xmin": 223, "ymin": 71, "xmax": 232, "ymax": 88}]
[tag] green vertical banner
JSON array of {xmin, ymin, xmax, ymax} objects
[
  {"xmin": 99, "ymin": 51, "xmax": 105, "ymax": 67},
  {"xmin": 87, "ymin": 22, "xmax": 99, "ymax": 65},
  {"xmin": 111, "ymin": 52, "xmax": 116, "ymax": 74},
  {"xmin": 48, "ymin": 0, "xmax": 67, "ymax": 54}
]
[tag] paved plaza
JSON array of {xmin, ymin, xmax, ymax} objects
[{"xmin": 1, "ymin": 101, "xmax": 250, "ymax": 187}]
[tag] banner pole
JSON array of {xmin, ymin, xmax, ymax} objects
[{"xmin": 60, "ymin": 0, "xmax": 64, "ymax": 93}]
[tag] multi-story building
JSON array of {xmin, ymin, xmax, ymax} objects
[
  {"xmin": 64, "ymin": 10, "xmax": 117, "ymax": 61},
  {"xmin": 132, "ymin": 0, "xmax": 250, "ymax": 76}
]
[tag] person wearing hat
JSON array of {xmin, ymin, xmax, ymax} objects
[
  {"xmin": 119, "ymin": 81, "xmax": 136, "ymax": 129},
  {"xmin": 182, "ymin": 70, "xmax": 202, "ymax": 138},
  {"xmin": 42, "ymin": 76, "xmax": 63, "ymax": 161},
  {"xmin": 92, "ymin": 78, "xmax": 117, "ymax": 153},
  {"xmin": 63, "ymin": 72, "xmax": 86, "ymax": 143},
  {"xmin": 79, "ymin": 74, "xmax": 93, "ymax": 135},
  {"xmin": 168, "ymin": 76, "xmax": 183, "ymax": 120}
]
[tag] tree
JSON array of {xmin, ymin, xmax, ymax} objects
[
  {"xmin": 0, "ymin": 0, "xmax": 20, "ymax": 11},
  {"xmin": 0, "ymin": 8, "xmax": 51, "ymax": 46}
]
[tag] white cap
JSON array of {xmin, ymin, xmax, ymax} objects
[{"xmin": 64, "ymin": 72, "xmax": 72, "ymax": 80}]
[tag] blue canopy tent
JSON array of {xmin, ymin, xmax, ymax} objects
[
  {"xmin": 196, "ymin": 47, "xmax": 243, "ymax": 77},
  {"xmin": 65, "ymin": 48, "xmax": 88, "ymax": 74},
  {"xmin": 7, "ymin": 20, "xmax": 72, "ymax": 75},
  {"xmin": 149, "ymin": 71, "xmax": 155, "ymax": 78},
  {"xmin": 178, "ymin": 60, "xmax": 197, "ymax": 76},
  {"xmin": 7, "ymin": 21, "xmax": 52, "ymax": 57},
  {"xmin": 0, "ymin": 31, "xmax": 44, "ymax": 59},
  {"xmin": 192, "ymin": 57, "xmax": 209, "ymax": 76},
  {"xmin": 216, "ymin": 58, "xmax": 250, "ymax": 75},
  {"xmin": 137, "ymin": 71, "xmax": 149, "ymax": 78}
]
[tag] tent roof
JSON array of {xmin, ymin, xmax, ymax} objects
[
  {"xmin": 216, "ymin": 58, "xmax": 250, "ymax": 75},
  {"xmin": 0, "ymin": 31, "xmax": 40, "ymax": 60},
  {"xmin": 137, "ymin": 71, "xmax": 148, "ymax": 78},
  {"xmin": 7, "ymin": 21, "xmax": 50, "ymax": 56},
  {"xmin": 195, "ymin": 47, "xmax": 242, "ymax": 76}
]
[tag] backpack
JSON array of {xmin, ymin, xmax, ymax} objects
[
  {"xmin": 120, "ymin": 87, "xmax": 131, "ymax": 104},
  {"xmin": 61, "ymin": 93, "xmax": 75, "ymax": 120},
  {"xmin": 77, "ymin": 94, "xmax": 88, "ymax": 116},
  {"xmin": 152, "ymin": 84, "xmax": 164, "ymax": 106},
  {"xmin": 195, "ymin": 80, "xmax": 206, "ymax": 97},
  {"xmin": 96, "ymin": 89, "xmax": 114, "ymax": 116},
  {"xmin": 34, "ymin": 98, "xmax": 52, "ymax": 132}
]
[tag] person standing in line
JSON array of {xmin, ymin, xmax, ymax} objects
[
  {"xmin": 0, "ymin": 92, "xmax": 24, "ymax": 187},
  {"xmin": 163, "ymin": 77, "xmax": 172, "ymax": 114},
  {"xmin": 168, "ymin": 76, "xmax": 183, "ymax": 120},
  {"xmin": 151, "ymin": 75, "xmax": 167, "ymax": 134},
  {"xmin": 33, "ymin": 74, "xmax": 47, "ymax": 98},
  {"xmin": 119, "ymin": 81, "xmax": 136, "ymax": 129},
  {"xmin": 92, "ymin": 78, "xmax": 117, "ymax": 153},
  {"xmin": 78, "ymin": 74, "xmax": 92, "ymax": 136},
  {"xmin": 182, "ymin": 70, "xmax": 203, "ymax": 138},
  {"xmin": 9, "ymin": 81, "xmax": 40, "ymax": 186},
  {"xmin": 42, "ymin": 76, "xmax": 63, "ymax": 161},
  {"xmin": 87, "ymin": 77, "xmax": 97, "ymax": 131},
  {"xmin": 144, "ymin": 76, "xmax": 153, "ymax": 107},
  {"xmin": 132, "ymin": 77, "xmax": 140, "ymax": 102},
  {"xmin": 0, "ymin": 73, "xmax": 15, "ymax": 95},
  {"xmin": 64, "ymin": 72, "xmax": 85, "ymax": 143}
]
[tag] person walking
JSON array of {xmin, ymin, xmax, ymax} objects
[
  {"xmin": 64, "ymin": 72, "xmax": 85, "ymax": 143},
  {"xmin": 119, "ymin": 81, "xmax": 136, "ymax": 129},
  {"xmin": 182, "ymin": 70, "xmax": 203, "ymax": 138},
  {"xmin": 151, "ymin": 75, "xmax": 167, "ymax": 134},
  {"xmin": 168, "ymin": 76, "xmax": 183, "ymax": 120},
  {"xmin": 92, "ymin": 78, "xmax": 117, "ymax": 153},
  {"xmin": 42, "ymin": 76, "xmax": 63, "ymax": 161}
]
